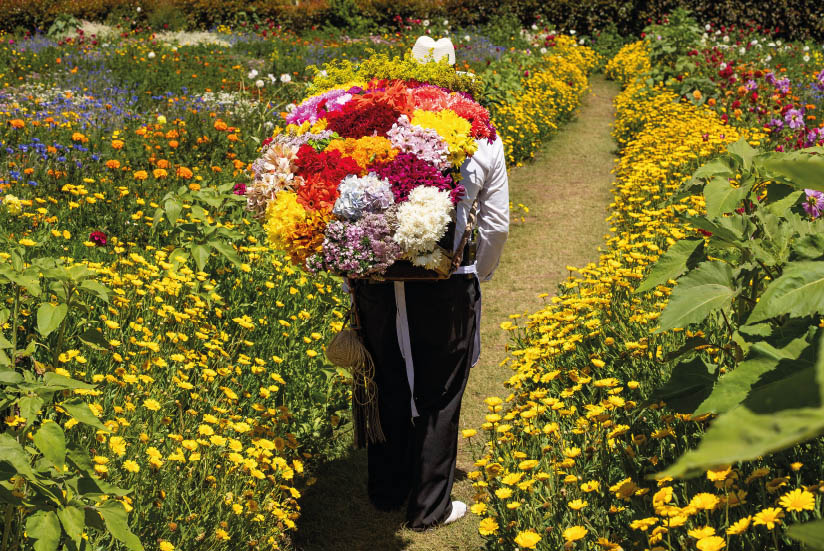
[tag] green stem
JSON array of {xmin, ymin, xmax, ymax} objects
[
  {"xmin": 10, "ymin": 286, "xmax": 20, "ymax": 368},
  {"xmin": 1, "ymin": 504, "xmax": 13, "ymax": 551}
]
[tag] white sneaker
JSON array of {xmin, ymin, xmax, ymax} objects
[{"xmin": 443, "ymin": 500, "xmax": 467, "ymax": 525}]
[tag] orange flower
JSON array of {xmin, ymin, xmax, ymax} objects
[
  {"xmin": 112, "ymin": 139, "xmax": 125, "ymax": 149},
  {"xmin": 156, "ymin": 159, "xmax": 170, "ymax": 169},
  {"xmin": 153, "ymin": 168, "xmax": 168, "ymax": 179},
  {"xmin": 176, "ymin": 166, "xmax": 193, "ymax": 179},
  {"xmin": 214, "ymin": 120, "xmax": 228, "ymax": 131},
  {"xmin": 168, "ymin": 140, "xmax": 179, "ymax": 148},
  {"xmin": 9, "ymin": 119, "xmax": 25, "ymax": 128},
  {"xmin": 105, "ymin": 160, "xmax": 121, "ymax": 169},
  {"xmin": 133, "ymin": 170, "xmax": 148, "ymax": 181}
]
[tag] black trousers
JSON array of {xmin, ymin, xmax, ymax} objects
[{"xmin": 353, "ymin": 275, "xmax": 479, "ymax": 530}]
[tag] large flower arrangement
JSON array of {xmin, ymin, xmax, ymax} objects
[{"xmin": 246, "ymin": 53, "xmax": 496, "ymax": 278}]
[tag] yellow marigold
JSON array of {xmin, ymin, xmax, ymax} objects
[
  {"xmin": 696, "ymin": 536, "xmax": 725, "ymax": 551},
  {"xmin": 133, "ymin": 170, "xmax": 148, "ymax": 181},
  {"xmin": 690, "ymin": 492, "xmax": 720, "ymax": 511},
  {"xmin": 726, "ymin": 516, "xmax": 751, "ymax": 535},
  {"xmin": 514, "ymin": 530, "xmax": 542, "ymax": 548},
  {"xmin": 779, "ymin": 488, "xmax": 815, "ymax": 512},
  {"xmin": 567, "ymin": 499, "xmax": 587, "ymax": 511},
  {"xmin": 108, "ymin": 436, "xmax": 126, "ymax": 457},
  {"xmin": 562, "ymin": 525, "xmax": 587, "ymax": 543},
  {"xmin": 753, "ymin": 507, "xmax": 783, "ymax": 530},
  {"xmin": 159, "ymin": 541, "xmax": 174, "ymax": 551},
  {"xmin": 688, "ymin": 526, "xmax": 716, "ymax": 539},
  {"xmin": 478, "ymin": 517, "xmax": 498, "ymax": 536},
  {"xmin": 264, "ymin": 191, "xmax": 307, "ymax": 248}
]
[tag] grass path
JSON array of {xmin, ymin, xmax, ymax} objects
[{"xmin": 292, "ymin": 74, "xmax": 620, "ymax": 551}]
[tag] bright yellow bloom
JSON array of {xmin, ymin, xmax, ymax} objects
[
  {"xmin": 562, "ymin": 525, "xmax": 587, "ymax": 543},
  {"xmin": 514, "ymin": 529, "xmax": 542, "ymax": 548},
  {"xmin": 753, "ymin": 507, "xmax": 784, "ymax": 530},
  {"xmin": 779, "ymin": 488, "xmax": 815, "ymax": 512},
  {"xmin": 696, "ymin": 536, "xmax": 726, "ymax": 551},
  {"xmin": 726, "ymin": 516, "xmax": 751, "ymax": 535},
  {"xmin": 478, "ymin": 517, "xmax": 498, "ymax": 536},
  {"xmin": 108, "ymin": 436, "xmax": 126, "ymax": 457}
]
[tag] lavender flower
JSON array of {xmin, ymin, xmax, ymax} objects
[
  {"xmin": 745, "ymin": 79, "xmax": 758, "ymax": 92},
  {"xmin": 776, "ymin": 77, "xmax": 791, "ymax": 94},
  {"xmin": 387, "ymin": 115, "xmax": 451, "ymax": 171},
  {"xmin": 285, "ymin": 88, "xmax": 355, "ymax": 125},
  {"xmin": 307, "ymin": 212, "xmax": 401, "ymax": 277},
  {"xmin": 804, "ymin": 189, "xmax": 824, "ymax": 218},
  {"xmin": 784, "ymin": 108, "xmax": 804, "ymax": 130}
]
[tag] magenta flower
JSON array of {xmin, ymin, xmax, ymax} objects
[
  {"xmin": 90, "ymin": 231, "xmax": 108, "ymax": 246},
  {"xmin": 803, "ymin": 189, "xmax": 824, "ymax": 218}
]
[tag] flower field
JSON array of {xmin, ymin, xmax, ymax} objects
[
  {"xmin": 0, "ymin": 19, "xmax": 596, "ymax": 551},
  {"xmin": 468, "ymin": 16, "xmax": 824, "ymax": 551}
]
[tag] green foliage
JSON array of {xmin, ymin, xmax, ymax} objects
[
  {"xmin": 642, "ymin": 141, "xmax": 824, "ymax": 478},
  {"xmin": 45, "ymin": 13, "xmax": 80, "ymax": 37},
  {"xmin": 642, "ymin": 7, "xmax": 702, "ymax": 85}
]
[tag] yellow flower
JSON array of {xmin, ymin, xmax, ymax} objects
[
  {"xmin": 514, "ymin": 529, "xmax": 542, "ymax": 548},
  {"xmin": 215, "ymin": 528, "xmax": 230, "ymax": 541},
  {"xmin": 143, "ymin": 398, "xmax": 161, "ymax": 411},
  {"xmin": 494, "ymin": 488, "xmax": 513, "ymax": 499},
  {"xmin": 108, "ymin": 436, "xmax": 127, "ymax": 457},
  {"xmin": 159, "ymin": 541, "xmax": 174, "ymax": 551},
  {"xmin": 18, "ymin": 238, "xmax": 37, "ymax": 247},
  {"xmin": 779, "ymin": 488, "xmax": 816, "ymax": 512},
  {"xmin": 690, "ymin": 492, "xmax": 720, "ymax": 511},
  {"xmin": 562, "ymin": 525, "xmax": 587, "ymax": 543},
  {"xmin": 688, "ymin": 526, "xmax": 716, "ymax": 539},
  {"xmin": 726, "ymin": 516, "xmax": 751, "ymax": 535},
  {"xmin": 462, "ymin": 429, "xmax": 477, "ymax": 438},
  {"xmin": 567, "ymin": 499, "xmax": 588, "ymax": 511},
  {"xmin": 123, "ymin": 460, "xmax": 140, "ymax": 473},
  {"xmin": 518, "ymin": 459, "xmax": 539, "ymax": 471},
  {"xmin": 580, "ymin": 480, "xmax": 600, "ymax": 493},
  {"xmin": 479, "ymin": 517, "xmax": 498, "ymax": 535},
  {"xmin": 753, "ymin": 507, "xmax": 784, "ymax": 530},
  {"xmin": 470, "ymin": 503, "xmax": 487, "ymax": 515},
  {"xmin": 697, "ymin": 535, "xmax": 725, "ymax": 551},
  {"xmin": 501, "ymin": 472, "xmax": 524, "ymax": 485}
]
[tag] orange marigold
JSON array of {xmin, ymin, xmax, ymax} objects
[
  {"xmin": 325, "ymin": 136, "xmax": 398, "ymax": 172},
  {"xmin": 176, "ymin": 166, "xmax": 193, "ymax": 179}
]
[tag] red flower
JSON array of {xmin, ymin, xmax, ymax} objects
[
  {"xmin": 293, "ymin": 145, "xmax": 361, "ymax": 211},
  {"xmin": 90, "ymin": 231, "xmax": 107, "ymax": 246}
]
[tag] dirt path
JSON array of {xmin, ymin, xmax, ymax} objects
[{"xmin": 292, "ymin": 74, "xmax": 620, "ymax": 551}]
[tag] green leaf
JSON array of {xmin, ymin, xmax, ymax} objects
[
  {"xmin": 210, "ymin": 240, "xmax": 241, "ymax": 266},
  {"xmin": 36, "ymin": 303, "xmax": 68, "ymax": 338},
  {"xmin": 0, "ymin": 332, "xmax": 12, "ymax": 349},
  {"xmin": 190, "ymin": 244, "xmax": 211, "ymax": 272},
  {"xmin": 60, "ymin": 398, "xmax": 107, "ymax": 431},
  {"xmin": 66, "ymin": 446, "xmax": 93, "ymax": 472},
  {"xmin": 98, "ymin": 500, "xmax": 144, "ymax": 551},
  {"xmin": 788, "ymin": 519, "xmax": 824, "ymax": 550},
  {"xmin": 649, "ymin": 356, "xmax": 716, "ymax": 413},
  {"xmin": 165, "ymin": 197, "xmax": 182, "ymax": 226},
  {"xmin": 656, "ymin": 261, "xmax": 735, "ymax": 332},
  {"xmin": 18, "ymin": 395, "xmax": 45, "ymax": 428},
  {"xmin": 660, "ymin": 406, "xmax": 824, "ymax": 479},
  {"xmin": 77, "ymin": 327, "xmax": 110, "ymax": 351},
  {"xmin": 765, "ymin": 189, "xmax": 803, "ymax": 214},
  {"xmin": 703, "ymin": 176, "xmax": 749, "ymax": 218},
  {"xmin": 793, "ymin": 233, "xmax": 824, "ymax": 260},
  {"xmin": 79, "ymin": 279, "xmax": 110, "ymax": 303},
  {"xmin": 43, "ymin": 372, "xmax": 95, "ymax": 391},
  {"xmin": 691, "ymin": 156, "xmax": 736, "ymax": 181},
  {"xmin": 726, "ymin": 138, "xmax": 758, "ymax": 171},
  {"xmin": 758, "ymin": 149, "xmax": 824, "ymax": 191},
  {"xmin": 0, "ymin": 433, "xmax": 37, "ymax": 479},
  {"xmin": 57, "ymin": 506, "xmax": 85, "ymax": 548},
  {"xmin": 636, "ymin": 238, "xmax": 703, "ymax": 293},
  {"xmin": 748, "ymin": 261, "xmax": 824, "ymax": 323},
  {"xmin": 0, "ymin": 369, "xmax": 23, "ymax": 385},
  {"xmin": 33, "ymin": 422, "xmax": 66, "ymax": 469},
  {"xmin": 696, "ymin": 331, "xmax": 818, "ymax": 415},
  {"xmin": 26, "ymin": 510, "xmax": 61, "ymax": 551}
]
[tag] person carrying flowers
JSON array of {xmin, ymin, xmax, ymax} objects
[{"xmin": 247, "ymin": 36, "xmax": 509, "ymax": 530}]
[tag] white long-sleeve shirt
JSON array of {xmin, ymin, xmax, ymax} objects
[{"xmin": 455, "ymin": 135, "xmax": 510, "ymax": 281}]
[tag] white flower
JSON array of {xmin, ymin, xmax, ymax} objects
[
  {"xmin": 285, "ymin": 103, "xmax": 297, "ymax": 113},
  {"xmin": 464, "ymin": 34, "xmax": 471, "ymax": 42},
  {"xmin": 539, "ymin": 47, "xmax": 547, "ymax": 54},
  {"xmin": 751, "ymin": 39, "xmax": 758, "ymax": 46},
  {"xmin": 248, "ymin": 69, "xmax": 259, "ymax": 79},
  {"xmin": 255, "ymin": 79, "xmax": 264, "ymax": 88},
  {"xmin": 804, "ymin": 54, "xmax": 811, "ymax": 62},
  {"xmin": 803, "ymin": 45, "xmax": 810, "ymax": 52},
  {"xmin": 570, "ymin": 29, "xmax": 576, "ymax": 35},
  {"xmin": 768, "ymin": 42, "xmax": 776, "ymax": 47},
  {"xmin": 264, "ymin": 121, "xmax": 274, "ymax": 130},
  {"xmin": 320, "ymin": 70, "xmax": 328, "ymax": 77},
  {"xmin": 136, "ymin": 6, "xmax": 142, "ymax": 12},
  {"xmin": 394, "ymin": 186, "xmax": 453, "ymax": 258},
  {"xmin": 531, "ymin": 24, "xmax": 538, "ymax": 30},
  {"xmin": 579, "ymin": 38, "xmax": 585, "ymax": 45},
  {"xmin": 280, "ymin": 73, "xmax": 291, "ymax": 83},
  {"xmin": 705, "ymin": 23, "xmax": 711, "ymax": 31},
  {"xmin": 147, "ymin": 51, "xmax": 155, "ymax": 59},
  {"xmin": 765, "ymin": 54, "xmax": 773, "ymax": 62},
  {"xmin": 422, "ymin": 19, "xmax": 430, "ymax": 27},
  {"xmin": 443, "ymin": 19, "xmax": 449, "ymax": 26},
  {"xmin": 723, "ymin": 35, "xmax": 729, "ymax": 43},
  {"xmin": 776, "ymin": 40, "xmax": 782, "ymax": 46},
  {"xmin": 739, "ymin": 47, "xmax": 746, "ymax": 55},
  {"xmin": 719, "ymin": 62, "xmax": 727, "ymax": 70}
]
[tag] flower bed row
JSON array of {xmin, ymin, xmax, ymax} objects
[
  {"xmin": 466, "ymin": 42, "xmax": 824, "ymax": 551},
  {"xmin": 0, "ymin": 29, "xmax": 598, "ymax": 551}
]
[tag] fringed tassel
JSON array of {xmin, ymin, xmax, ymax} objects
[{"xmin": 325, "ymin": 281, "xmax": 385, "ymax": 448}]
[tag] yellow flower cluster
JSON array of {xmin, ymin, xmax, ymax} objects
[
  {"xmin": 466, "ymin": 46, "xmax": 822, "ymax": 551},
  {"xmin": 491, "ymin": 48, "xmax": 594, "ymax": 167},
  {"xmin": 324, "ymin": 136, "xmax": 398, "ymax": 172},
  {"xmin": 411, "ymin": 108, "xmax": 477, "ymax": 167}
]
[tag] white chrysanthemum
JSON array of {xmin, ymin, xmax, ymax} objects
[{"xmin": 394, "ymin": 186, "xmax": 453, "ymax": 261}]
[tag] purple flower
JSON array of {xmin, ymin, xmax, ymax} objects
[
  {"xmin": 768, "ymin": 118, "xmax": 784, "ymax": 130},
  {"xmin": 776, "ymin": 77, "xmax": 791, "ymax": 94},
  {"xmin": 816, "ymin": 69, "xmax": 824, "ymax": 91},
  {"xmin": 784, "ymin": 108, "xmax": 804, "ymax": 130},
  {"xmin": 745, "ymin": 79, "xmax": 758, "ymax": 92},
  {"xmin": 803, "ymin": 189, "xmax": 824, "ymax": 218},
  {"xmin": 285, "ymin": 87, "xmax": 356, "ymax": 125}
]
